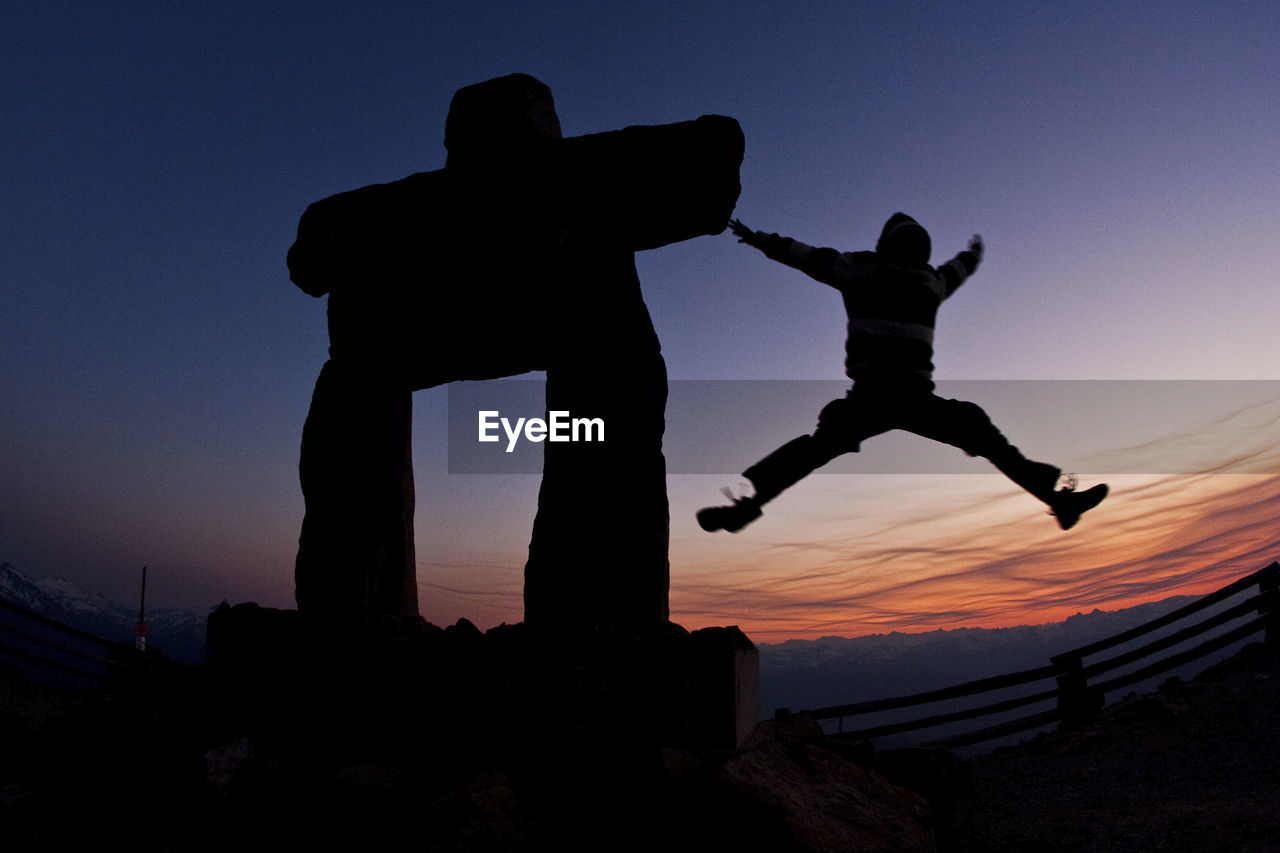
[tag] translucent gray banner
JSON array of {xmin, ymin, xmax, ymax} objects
[{"xmin": 447, "ymin": 380, "xmax": 1280, "ymax": 475}]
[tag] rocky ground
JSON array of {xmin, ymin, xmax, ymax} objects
[
  {"xmin": 4, "ymin": 633, "xmax": 1280, "ymax": 851},
  {"xmin": 952, "ymin": 641, "xmax": 1280, "ymax": 851}
]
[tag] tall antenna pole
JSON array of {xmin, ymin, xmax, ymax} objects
[{"xmin": 135, "ymin": 565, "xmax": 148, "ymax": 652}]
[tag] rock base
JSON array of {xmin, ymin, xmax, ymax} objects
[{"xmin": 205, "ymin": 603, "xmax": 758, "ymax": 765}]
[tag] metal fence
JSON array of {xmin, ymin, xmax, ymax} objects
[
  {"xmin": 798, "ymin": 561, "xmax": 1279, "ymax": 750},
  {"xmin": 0, "ymin": 596, "xmax": 120, "ymax": 690}
]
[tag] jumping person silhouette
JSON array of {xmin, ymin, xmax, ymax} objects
[{"xmin": 697, "ymin": 214, "xmax": 1107, "ymax": 533}]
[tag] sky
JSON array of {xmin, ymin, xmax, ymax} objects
[{"xmin": 3, "ymin": 1, "xmax": 1280, "ymax": 641}]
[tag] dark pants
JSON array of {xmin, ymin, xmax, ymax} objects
[{"xmin": 743, "ymin": 386, "xmax": 1060, "ymax": 505}]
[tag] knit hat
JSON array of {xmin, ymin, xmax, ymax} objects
[{"xmin": 876, "ymin": 212, "xmax": 931, "ymax": 266}]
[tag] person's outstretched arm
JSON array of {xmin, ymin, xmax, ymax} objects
[
  {"xmin": 937, "ymin": 234, "xmax": 983, "ymax": 297},
  {"xmin": 730, "ymin": 218, "xmax": 847, "ymax": 287}
]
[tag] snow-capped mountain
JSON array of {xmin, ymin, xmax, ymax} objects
[{"xmin": 0, "ymin": 562, "xmax": 214, "ymax": 664}]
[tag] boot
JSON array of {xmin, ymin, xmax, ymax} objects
[
  {"xmin": 1047, "ymin": 481, "xmax": 1109, "ymax": 530},
  {"xmin": 992, "ymin": 457, "xmax": 1107, "ymax": 530}
]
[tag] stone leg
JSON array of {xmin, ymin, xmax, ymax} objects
[
  {"xmin": 295, "ymin": 359, "xmax": 418, "ymax": 621},
  {"xmin": 524, "ymin": 248, "xmax": 670, "ymax": 632}
]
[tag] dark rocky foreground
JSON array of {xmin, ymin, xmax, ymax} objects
[
  {"xmin": 3, "ymin": 620, "xmax": 1279, "ymax": 851},
  {"xmin": 952, "ymin": 641, "xmax": 1280, "ymax": 851}
]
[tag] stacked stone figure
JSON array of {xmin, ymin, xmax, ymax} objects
[{"xmin": 288, "ymin": 74, "xmax": 744, "ymax": 631}]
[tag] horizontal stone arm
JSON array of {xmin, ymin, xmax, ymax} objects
[
  {"xmin": 550, "ymin": 114, "xmax": 744, "ymax": 251},
  {"xmin": 286, "ymin": 115, "xmax": 744, "ymax": 298}
]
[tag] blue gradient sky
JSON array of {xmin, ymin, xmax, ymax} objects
[{"xmin": 3, "ymin": 2, "xmax": 1279, "ymax": 637}]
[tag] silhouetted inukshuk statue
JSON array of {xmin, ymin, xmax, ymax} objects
[{"xmin": 288, "ymin": 74, "xmax": 743, "ymax": 631}]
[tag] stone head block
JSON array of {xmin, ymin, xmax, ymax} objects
[{"xmin": 444, "ymin": 73, "xmax": 563, "ymax": 167}]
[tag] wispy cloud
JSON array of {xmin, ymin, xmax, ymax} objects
[
  {"xmin": 671, "ymin": 394, "xmax": 1280, "ymax": 640},
  {"xmin": 413, "ymin": 392, "xmax": 1280, "ymax": 639}
]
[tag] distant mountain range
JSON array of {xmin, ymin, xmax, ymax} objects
[
  {"xmin": 755, "ymin": 590, "xmax": 1264, "ymax": 747},
  {"xmin": 0, "ymin": 562, "xmax": 214, "ymax": 665},
  {"xmin": 2, "ymin": 559, "xmax": 1259, "ymax": 729}
]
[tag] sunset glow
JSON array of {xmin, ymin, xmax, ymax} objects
[
  {"xmin": 5, "ymin": 2, "xmax": 1280, "ymax": 642},
  {"xmin": 669, "ymin": 473, "xmax": 1280, "ymax": 641}
]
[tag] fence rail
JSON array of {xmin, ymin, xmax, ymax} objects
[
  {"xmin": 0, "ymin": 596, "xmax": 122, "ymax": 689},
  {"xmin": 797, "ymin": 561, "xmax": 1280, "ymax": 750}
]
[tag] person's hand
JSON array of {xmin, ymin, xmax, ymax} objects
[
  {"xmin": 968, "ymin": 234, "xmax": 983, "ymax": 261},
  {"xmin": 729, "ymin": 219, "xmax": 757, "ymax": 245}
]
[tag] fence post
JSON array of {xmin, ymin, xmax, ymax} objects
[
  {"xmin": 1258, "ymin": 568, "xmax": 1280, "ymax": 646},
  {"xmin": 1052, "ymin": 653, "xmax": 1102, "ymax": 728}
]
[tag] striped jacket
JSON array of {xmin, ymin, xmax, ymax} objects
[{"xmin": 754, "ymin": 228, "xmax": 980, "ymax": 388}]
